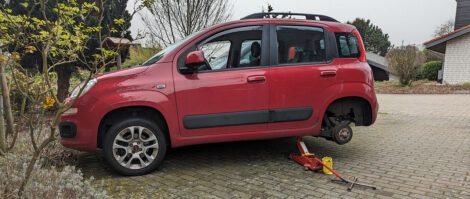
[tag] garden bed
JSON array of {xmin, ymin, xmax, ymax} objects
[{"xmin": 374, "ymin": 80, "xmax": 470, "ymax": 94}]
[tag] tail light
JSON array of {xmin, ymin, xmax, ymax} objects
[{"xmin": 352, "ymin": 29, "xmax": 366, "ymax": 62}]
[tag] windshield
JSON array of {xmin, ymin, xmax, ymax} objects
[{"xmin": 141, "ymin": 31, "xmax": 201, "ymax": 66}]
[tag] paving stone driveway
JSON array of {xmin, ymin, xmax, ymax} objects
[{"xmin": 77, "ymin": 94, "xmax": 470, "ymax": 198}]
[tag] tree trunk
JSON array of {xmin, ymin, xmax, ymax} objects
[
  {"xmin": 0, "ymin": 49, "xmax": 15, "ymax": 139},
  {"xmin": 56, "ymin": 64, "xmax": 73, "ymax": 103},
  {"xmin": 0, "ymin": 95, "xmax": 4, "ymax": 152},
  {"xmin": 0, "ymin": 49, "xmax": 5, "ymax": 152},
  {"xmin": 116, "ymin": 51, "xmax": 122, "ymax": 70}
]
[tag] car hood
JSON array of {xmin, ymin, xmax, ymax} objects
[{"xmin": 96, "ymin": 66, "xmax": 149, "ymax": 81}]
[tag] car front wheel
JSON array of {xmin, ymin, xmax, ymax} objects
[{"xmin": 103, "ymin": 118, "xmax": 167, "ymax": 175}]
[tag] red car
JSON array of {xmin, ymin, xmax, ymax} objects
[{"xmin": 60, "ymin": 13, "xmax": 378, "ymax": 175}]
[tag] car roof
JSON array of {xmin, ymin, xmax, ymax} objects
[
  {"xmin": 207, "ymin": 18, "xmax": 356, "ymax": 33},
  {"xmin": 246, "ymin": 18, "xmax": 356, "ymax": 32}
]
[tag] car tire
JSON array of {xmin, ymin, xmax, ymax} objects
[{"xmin": 103, "ymin": 117, "xmax": 167, "ymax": 176}]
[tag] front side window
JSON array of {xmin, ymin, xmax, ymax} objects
[
  {"xmin": 239, "ymin": 40, "xmax": 262, "ymax": 67},
  {"xmin": 336, "ymin": 33, "xmax": 360, "ymax": 58},
  {"xmin": 199, "ymin": 41, "xmax": 231, "ymax": 70},
  {"xmin": 183, "ymin": 26, "xmax": 263, "ymax": 72},
  {"xmin": 276, "ymin": 26, "xmax": 326, "ymax": 64}
]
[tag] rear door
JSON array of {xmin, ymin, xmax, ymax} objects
[
  {"xmin": 173, "ymin": 25, "xmax": 271, "ymax": 137},
  {"xmin": 267, "ymin": 24, "xmax": 342, "ymax": 130}
]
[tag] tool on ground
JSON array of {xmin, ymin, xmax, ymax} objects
[{"xmin": 290, "ymin": 137, "xmax": 377, "ymax": 191}]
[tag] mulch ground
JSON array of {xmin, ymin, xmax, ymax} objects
[{"xmin": 374, "ymin": 80, "xmax": 470, "ymax": 94}]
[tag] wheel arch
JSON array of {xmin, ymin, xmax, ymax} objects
[
  {"xmin": 322, "ymin": 96, "xmax": 373, "ymax": 127},
  {"xmin": 97, "ymin": 106, "xmax": 171, "ymax": 148}
]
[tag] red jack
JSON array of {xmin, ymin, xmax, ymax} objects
[{"xmin": 290, "ymin": 137, "xmax": 377, "ymax": 191}]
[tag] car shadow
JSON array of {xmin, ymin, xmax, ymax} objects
[{"xmin": 77, "ymin": 136, "xmax": 360, "ymax": 178}]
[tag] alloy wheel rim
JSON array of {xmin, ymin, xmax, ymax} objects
[{"xmin": 112, "ymin": 126, "xmax": 159, "ymax": 170}]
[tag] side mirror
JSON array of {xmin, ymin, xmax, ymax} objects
[{"xmin": 185, "ymin": 51, "xmax": 205, "ymax": 69}]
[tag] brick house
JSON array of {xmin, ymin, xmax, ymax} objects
[{"xmin": 424, "ymin": 0, "xmax": 470, "ymax": 84}]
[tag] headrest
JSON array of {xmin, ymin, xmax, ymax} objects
[
  {"xmin": 288, "ymin": 47, "xmax": 296, "ymax": 61},
  {"xmin": 251, "ymin": 42, "xmax": 261, "ymax": 57}
]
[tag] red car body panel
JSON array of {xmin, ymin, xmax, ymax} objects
[
  {"xmin": 60, "ymin": 18, "xmax": 378, "ymax": 152},
  {"xmin": 267, "ymin": 60, "xmax": 342, "ymax": 132}
]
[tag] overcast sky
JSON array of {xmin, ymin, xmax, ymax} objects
[{"xmin": 126, "ymin": 0, "xmax": 457, "ymax": 47}]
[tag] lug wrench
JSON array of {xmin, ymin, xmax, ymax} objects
[{"xmin": 291, "ymin": 137, "xmax": 376, "ymax": 191}]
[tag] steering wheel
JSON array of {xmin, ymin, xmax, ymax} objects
[{"xmin": 197, "ymin": 58, "xmax": 212, "ymax": 71}]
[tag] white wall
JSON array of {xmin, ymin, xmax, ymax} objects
[{"xmin": 443, "ymin": 33, "xmax": 470, "ymax": 84}]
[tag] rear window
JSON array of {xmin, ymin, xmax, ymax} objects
[{"xmin": 335, "ymin": 33, "xmax": 361, "ymax": 58}]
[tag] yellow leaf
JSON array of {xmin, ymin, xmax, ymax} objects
[
  {"xmin": 43, "ymin": 97, "xmax": 55, "ymax": 109},
  {"xmin": 25, "ymin": 46, "xmax": 37, "ymax": 54},
  {"xmin": 11, "ymin": 52, "xmax": 20, "ymax": 60}
]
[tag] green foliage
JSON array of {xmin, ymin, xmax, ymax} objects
[
  {"xmin": 422, "ymin": 48, "xmax": 429, "ymax": 55},
  {"xmin": 70, "ymin": 68, "xmax": 91, "ymax": 88},
  {"xmin": 347, "ymin": 18, "xmax": 391, "ymax": 56},
  {"xmin": 462, "ymin": 82, "xmax": 470, "ymax": 88},
  {"xmin": 421, "ymin": 61, "xmax": 442, "ymax": 81},
  {"xmin": 386, "ymin": 45, "xmax": 426, "ymax": 85},
  {"xmin": 122, "ymin": 46, "xmax": 160, "ymax": 68},
  {"xmin": 0, "ymin": 1, "xmax": 124, "ymax": 196},
  {"xmin": 4, "ymin": 0, "xmax": 132, "ymax": 69},
  {"xmin": 3, "ymin": 0, "xmax": 133, "ymax": 103}
]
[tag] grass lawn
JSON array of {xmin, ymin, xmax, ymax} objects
[
  {"xmin": 374, "ymin": 80, "xmax": 470, "ymax": 94},
  {"xmin": 122, "ymin": 46, "xmax": 160, "ymax": 68}
]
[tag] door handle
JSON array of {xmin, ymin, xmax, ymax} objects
[
  {"xmin": 320, "ymin": 70, "xmax": 337, "ymax": 77},
  {"xmin": 247, "ymin": 75, "xmax": 266, "ymax": 83}
]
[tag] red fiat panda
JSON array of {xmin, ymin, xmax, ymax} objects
[{"xmin": 60, "ymin": 13, "xmax": 378, "ymax": 175}]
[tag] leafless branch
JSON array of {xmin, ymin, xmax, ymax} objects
[{"xmin": 141, "ymin": 0, "xmax": 233, "ymax": 47}]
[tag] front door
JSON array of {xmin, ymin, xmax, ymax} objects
[{"xmin": 173, "ymin": 25, "xmax": 271, "ymax": 137}]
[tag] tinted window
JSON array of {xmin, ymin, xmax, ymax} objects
[
  {"xmin": 336, "ymin": 33, "xmax": 361, "ymax": 58},
  {"xmin": 200, "ymin": 41, "xmax": 231, "ymax": 70},
  {"xmin": 276, "ymin": 26, "xmax": 326, "ymax": 64},
  {"xmin": 187, "ymin": 26, "xmax": 263, "ymax": 72},
  {"xmin": 239, "ymin": 40, "xmax": 262, "ymax": 67}
]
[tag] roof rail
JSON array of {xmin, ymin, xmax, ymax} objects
[{"xmin": 241, "ymin": 12, "xmax": 339, "ymax": 22}]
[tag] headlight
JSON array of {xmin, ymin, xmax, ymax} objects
[{"xmin": 70, "ymin": 78, "xmax": 97, "ymax": 98}]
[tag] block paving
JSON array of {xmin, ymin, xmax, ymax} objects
[{"xmin": 77, "ymin": 94, "xmax": 470, "ymax": 198}]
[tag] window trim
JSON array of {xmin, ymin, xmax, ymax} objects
[
  {"xmin": 269, "ymin": 24, "xmax": 330, "ymax": 68},
  {"xmin": 177, "ymin": 25, "xmax": 270, "ymax": 74}
]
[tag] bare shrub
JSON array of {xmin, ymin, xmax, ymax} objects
[
  {"xmin": 386, "ymin": 46, "xmax": 426, "ymax": 85},
  {"xmin": 0, "ymin": 153, "xmax": 109, "ymax": 199},
  {"xmin": 434, "ymin": 20, "xmax": 454, "ymax": 37},
  {"xmin": 141, "ymin": 0, "xmax": 233, "ymax": 47}
]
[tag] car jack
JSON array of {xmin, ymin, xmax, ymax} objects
[{"xmin": 290, "ymin": 137, "xmax": 377, "ymax": 191}]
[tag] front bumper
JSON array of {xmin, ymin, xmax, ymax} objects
[
  {"xmin": 59, "ymin": 122, "xmax": 77, "ymax": 138},
  {"xmin": 59, "ymin": 96, "xmax": 111, "ymax": 152}
]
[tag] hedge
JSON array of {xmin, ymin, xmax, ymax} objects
[{"xmin": 421, "ymin": 61, "xmax": 442, "ymax": 81}]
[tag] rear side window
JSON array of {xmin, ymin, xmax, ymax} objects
[
  {"xmin": 276, "ymin": 26, "xmax": 326, "ymax": 64},
  {"xmin": 335, "ymin": 33, "xmax": 361, "ymax": 58}
]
